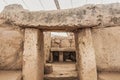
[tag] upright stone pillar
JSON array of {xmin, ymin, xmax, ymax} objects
[
  {"xmin": 23, "ymin": 28, "xmax": 44, "ymax": 80},
  {"xmin": 59, "ymin": 51, "xmax": 63, "ymax": 62},
  {"xmin": 50, "ymin": 52, "xmax": 53, "ymax": 62},
  {"xmin": 74, "ymin": 28, "xmax": 97, "ymax": 80},
  {"xmin": 44, "ymin": 32, "xmax": 51, "ymax": 63}
]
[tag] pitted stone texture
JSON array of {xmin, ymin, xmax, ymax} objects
[
  {"xmin": 0, "ymin": 3, "xmax": 120, "ymax": 31},
  {"xmin": 98, "ymin": 72, "xmax": 120, "ymax": 80},
  {"xmin": 92, "ymin": 27, "xmax": 120, "ymax": 72},
  {"xmin": 51, "ymin": 35, "xmax": 75, "ymax": 48},
  {"xmin": 44, "ymin": 32, "xmax": 51, "ymax": 63},
  {"xmin": 75, "ymin": 28, "xmax": 97, "ymax": 80},
  {"xmin": 23, "ymin": 28, "xmax": 44, "ymax": 80},
  {"xmin": 0, "ymin": 24, "xmax": 24, "ymax": 70}
]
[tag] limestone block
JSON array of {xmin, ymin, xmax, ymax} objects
[
  {"xmin": 1, "ymin": 3, "xmax": 120, "ymax": 31},
  {"xmin": 59, "ymin": 52, "xmax": 63, "ymax": 62},
  {"xmin": 51, "ymin": 38, "xmax": 60, "ymax": 47},
  {"xmin": 44, "ymin": 64, "xmax": 53, "ymax": 74},
  {"xmin": 0, "ymin": 25, "xmax": 24, "ymax": 70},
  {"xmin": 51, "ymin": 36, "xmax": 75, "ymax": 48},
  {"xmin": 75, "ymin": 28, "xmax": 97, "ymax": 80},
  {"xmin": 44, "ymin": 32, "xmax": 51, "ymax": 63},
  {"xmin": 98, "ymin": 72, "xmax": 120, "ymax": 80},
  {"xmin": 23, "ymin": 28, "xmax": 44, "ymax": 80},
  {"xmin": 69, "ymin": 39, "xmax": 75, "ymax": 48},
  {"xmin": 61, "ymin": 39, "xmax": 70, "ymax": 48},
  {"xmin": 54, "ymin": 39, "xmax": 61, "ymax": 43},
  {"xmin": 0, "ymin": 71, "xmax": 22, "ymax": 80},
  {"xmin": 92, "ymin": 27, "xmax": 120, "ymax": 72}
]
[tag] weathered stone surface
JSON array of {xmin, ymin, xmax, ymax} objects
[
  {"xmin": 61, "ymin": 39, "xmax": 71, "ymax": 48},
  {"xmin": 75, "ymin": 28, "xmax": 97, "ymax": 80},
  {"xmin": 44, "ymin": 64, "xmax": 53, "ymax": 74},
  {"xmin": 44, "ymin": 63, "xmax": 77, "ymax": 80},
  {"xmin": 92, "ymin": 26, "xmax": 120, "ymax": 72},
  {"xmin": 0, "ymin": 3, "xmax": 120, "ymax": 31},
  {"xmin": 23, "ymin": 28, "xmax": 44, "ymax": 80},
  {"xmin": 98, "ymin": 72, "xmax": 120, "ymax": 80},
  {"xmin": 44, "ymin": 32, "xmax": 51, "ymax": 63},
  {"xmin": 52, "ymin": 37, "xmax": 61, "ymax": 48},
  {"xmin": 0, "ymin": 71, "xmax": 22, "ymax": 80},
  {"xmin": 51, "ymin": 47, "xmax": 75, "ymax": 52},
  {"xmin": 51, "ymin": 35, "xmax": 75, "ymax": 48},
  {"xmin": 0, "ymin": 24, "xmax": 24, "ymax": 70},
  {"xmin": 59, "ymin": 52, "xmax": 63, "ymax": 62}
]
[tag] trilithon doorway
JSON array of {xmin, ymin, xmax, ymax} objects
[{"xmin": 44, "ymin": 32, "xmax": 77, "ymax": 80}]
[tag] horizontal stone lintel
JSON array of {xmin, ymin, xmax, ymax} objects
[
  {"xmin": 51, "ymin": 47, "xmax": 76, "ymax": 52},
  {"xmin": 0, "ymin": 3, "xmax": 120, "ymax": 31}
]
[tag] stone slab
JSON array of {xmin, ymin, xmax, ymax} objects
[
  {"xmin": 92, "ymin": 27, "xmax": 120, "ymax": 72},
  {"xmin": 0, "ymin": 3, "xmax": 120, "ymax": 31},
  {"xmin": 44, "ymin": 64, "xmax": 53, "ymax": 74},
  {"xmin": 0, "ymin": 24, "xmax": 23, "ymax": 70},
  {"xmin": 98, "ymin": 72, "xmax": 120, "ymax": 80},
  {"xmin": 44, "ymin": 63, "xmax": 77, "ymax": 80},
  {"xmin": 75, "ymin": 28, "xmax": 97, "ymax": 80},
  {"xmin": 0, "ymin": 71, "xmax": 22, "ymax": 80},
  {"xmin": 23, "ymin": 28, "xmax": 44, "ymax": 80}
]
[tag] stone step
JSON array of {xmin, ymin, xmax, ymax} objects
[
  {"xmin": 44, "ymin": 71, "xmax": 78, "ymax": 80},
  {"xmin": 44, "ymin": 77, "xmax": 77, "ymax": 80},
  {"xmin": 44, "ymin": 73, "xmax": 77, "ymax": 80},
  {"xmin": 0, "ymin": 71, "xmax": 22, "ymax": 80},
  {"xmin": 44, "ymin": 63, "xmax": 77, "ymax": 80}
]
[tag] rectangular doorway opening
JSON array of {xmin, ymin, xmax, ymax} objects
[{"xmin": 44, "ymin": 32, "xmax": 77, "ymax": 80}]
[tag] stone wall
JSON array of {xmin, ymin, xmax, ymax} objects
[
  {"xmin": 0, "ymin": 24, "xmax": 120, "ymax": 72},
  {"xmin": 0, "ymin": 24, "xmax": 24, "ymax": 70},
  {"xmin": 92, "ymin": 27, "xmax": 120, "ymax": 80},
  {"xmin": 51, "ymin": 34, "xmax": 75, "ymax": 48},
  {"xmin": 98, "ymin": 72, "xmax": 120, "ymax": 80},
  {"xmin": 92, "ymin": 26, "xmax": 120, "ymax": 72}
]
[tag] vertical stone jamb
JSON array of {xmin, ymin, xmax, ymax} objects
[
  {"xmin": 59, "ymin": 51, "xmax": 63, "ymax": 62},
  {"xmin": 74, "ymin": 28, "xmax": 97, "ymax": 80},
  {"xmin": 44, "ymin": 32, "xmax": 51, "ymax": 63},
  {"xmin": 23, "ymin": 28, "xmax": 44, "ymax": 80},
  {"xmin": 50, "ymin": 52, "xmax": 53, "ymax": 62}
]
